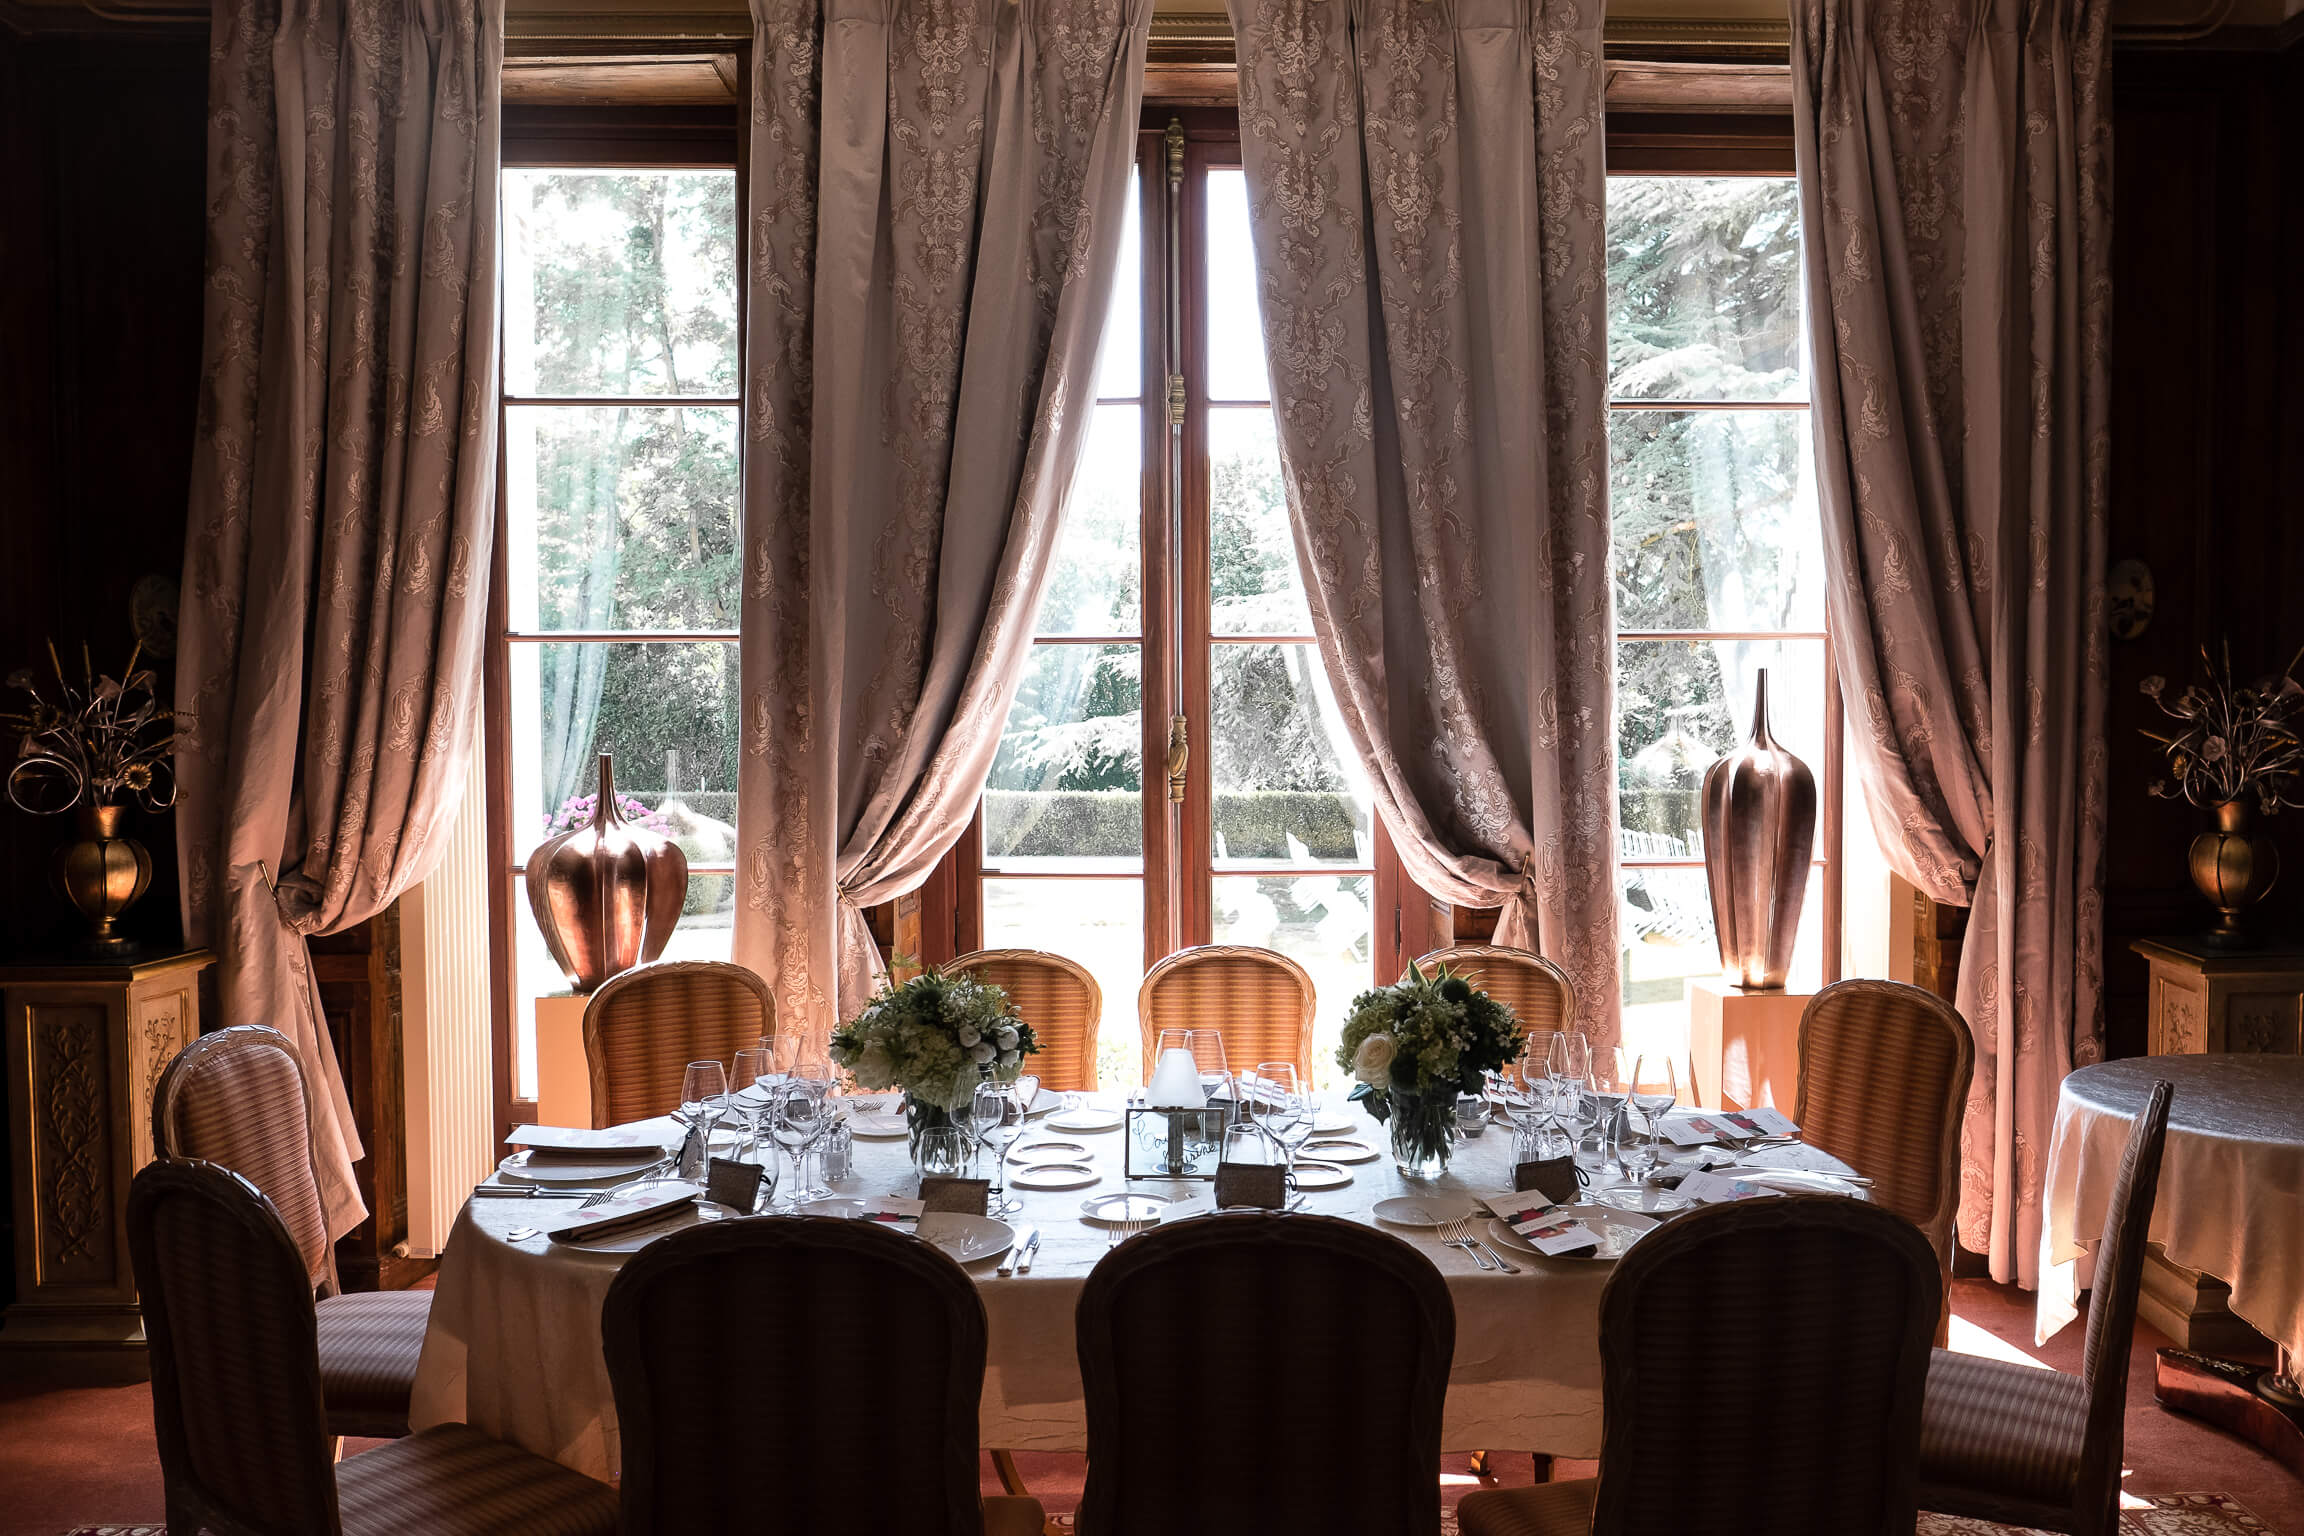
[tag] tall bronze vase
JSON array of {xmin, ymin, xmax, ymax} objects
[
  {"xmin": 524, "ymin": 754, "xmax": 689, "ymax": 993},
  {"xmin": 1701, "ymin": 669, "xmax": 1817, "ymax": 990},
  {"xmin": 54, "ymin": 801, "xmax": 153, "ymax": 951},
  {"xmin": 2190, "ymin": 798, "xmax": 2278, "ymax": 949}
]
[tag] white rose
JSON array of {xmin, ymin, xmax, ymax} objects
[
  {"xmin": 958, "ymin": 1025, "xmax": 982, "ymax": 1048},
  {"xmin": 999, "ymin": 1048, "xmax": 1020, "ymax": 1069},
  {"xmin": 854, "ymin": 1042, "xmax": 895, "ymax": 1090},
  {"xmin": 971, "ymin": 1041, "xmax": 996, "ymax": 1064},
  {"xmin": 1352, "ymin": 1032, "xmax": 1398, "ymax": 1087},
  {"xmin": 994, "ymin": 1025, "xmax": 1020, "ymax": 1049}
]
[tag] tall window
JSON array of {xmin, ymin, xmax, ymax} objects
[
  {"xmin": 497, "ymin": 164, "xmax": 741, "ymax": 1100},
  {"xmin": 1605, "ymin": 175, "xmax": 1836, "ymax": 1055}
]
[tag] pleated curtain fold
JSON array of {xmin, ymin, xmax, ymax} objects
[
  {"xmin": 1792, "ymin": 0, "xmax": 2111, "ymax": 1283},
  {"xmin": 1223, "ymin": 0, "xmax": 1623, "ymax": 1043},
  {"xmin": 735, "ymin": 0, "xmax": 1156, "ymax": 1051},
  {"xmin": 178, "ymin": 0, "xmax": 504, "ymax": 1235}
]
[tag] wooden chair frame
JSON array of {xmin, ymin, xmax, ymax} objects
[
  {"xmin": 948, "ymin": 948, "xmax": 1104, "ymax": 1093},
  {"xmin": 1409, "ymin": 943, "xmax": 1579, "ymax": 1033},
  {"xmin": 580, "ymin": 959, "xmax": 776, "ymax": 1128},
  {"xmin": 1135, "ymin": 943, "xmax": 1317, "ymax": 1086}
]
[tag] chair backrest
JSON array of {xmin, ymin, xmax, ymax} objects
[
  {"xmin": 602, "ymin": 1216, "xmax": 989, "ymax": 1536},
  {"xmin": 582, "ymin": 960, "xmax": 775, "ymax": 1127},
  {"xmin": 1136, "ymin": 945, "xmax": 1316, "ymax": 1086},
  {"xmin": 127, "ymin": 1159, "xmax": 342, "ymax": 1536},
  {"xmin": 1410, "ymin": 944, "xmax": 1577, "ymax": 1039},
  {"xmin": 149, "ymin": 1025, "xmax": 336, "ymax": 1294},
  {"xmin": 1590, "ymin": 1195, "xmax": 1940, "ymax": 1536},
  {"xmin": 2076, "ymin": 1078, "xmax": 2174, "ymax": 1519},
  {"xmin": 947, "ymin": 949, "xmax": 1102, "ymax": 1092},
  {"xmin": 1793, "ymin": 978, "xmax": 1976, "ymax": 1269},
  {"xmin": 1075, "ymin": 1212, "xmax": 1453, "ymax": 1536}
]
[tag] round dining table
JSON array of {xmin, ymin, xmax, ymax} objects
[
  {"xmin": 2037, "ymin": 1053, "xmax": 2304, "ymax": 1376},
  {"xmin": 407, "ymin": 1099, "xmax": 1857, "ymax": 1482}
]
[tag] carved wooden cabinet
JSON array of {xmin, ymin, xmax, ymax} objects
[
  {"xmin": 1, "ymin": 948, "xmax": 209, "ymax": 1376},
  {"xmin": 2133, "ymin": 937, "xmax": 2304, "ymax": 1056}
]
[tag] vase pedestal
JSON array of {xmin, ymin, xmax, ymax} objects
[
  {"xmin": 1688, "ymin": 977, "xmax": 1813, "ymax": 1111},
  {"xmin": 1, "ymin": 948, "xmax": 210, "ymax": 1381},
  {"xmin": 535, "ymin": 992, "xmax": 593, "ymax": 1128}
]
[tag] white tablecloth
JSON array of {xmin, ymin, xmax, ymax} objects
[
  {"xmin": 2037, "ymin": 1054, "xmax": 2304, "ymax": 1365},
  {"xmin": 410, "ymin": 1104, "xmax": 1835, "ymax": 1481}
]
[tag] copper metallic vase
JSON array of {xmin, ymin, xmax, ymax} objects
[
  {"xmin": 55, "ymin": 801, "xmax": 153, "ymax": 950},
  {"xmin": 2190, "ymin": 798, "xmax": 2278, "ymax": 949},
  {"xmin": 1701, "ymin": 669, "xmax": 1817, "ymax": 990},
  {"xmin": 524, "ymin": 754, "xmax": 688, "ymax": 993}
]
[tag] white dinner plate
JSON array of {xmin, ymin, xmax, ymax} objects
[
  {"xmin": 1485, "ymin": 1206, "xmax": 1656, "ymax": 1262},
  {"xmin": 1287, "ymin": 1161, "xmax": 1351, "ymax": 1191},
  {"xmin": 847, "ymin": 1110, "xmax": 912, "ymax": 1139},
  {"xmin": 1010, "ymin": 1139, "xmax": 1093, "ymax": 1165},
  {"xmin": 917, "ymin": 1213, "xmax": 1015, "ymax": 1265},
  {"xmin": 497, "ymin": 1149, "xmax": 665, "ymax": 1186},
  {"xmin": 1048, "ymin": 1106, "xmax": 1124, "ymax": 1134},
  {"xmin": 1311, "ymin": 1111, "xmax": 1355, "ymax": 1135},
  {"xmin": 1010, "ymin": 1161, "xmax": 1101, "ymax": 1191},
  {"xmin": 1298, "ymin": 1138, "xmax": 1378, "ymax": 1164},
  {"xmin": 1081, "ymin": 1192, "xmax": 1171, "ymax": 1225},
  {"xmin": 1372, "ymin": 1195, "xmax": 1477, "ymax": 1228}
]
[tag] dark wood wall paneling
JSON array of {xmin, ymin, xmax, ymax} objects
[{"xmin": 2101, "ymin": 40, "xmax": 2304, "ymax": 1060}]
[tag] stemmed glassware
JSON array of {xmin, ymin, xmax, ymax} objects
[
  {"xmin": 767, "ymin": 1081, "xmax": 827, "ymax": 1213},
  {"xmin": 679, "ymin": 1060, "xmax": 729, "ymax": 1179},
  {"xmin": 731, "ymin": 1047, "xmax": 772, "ymax": 1160},
  {"xmin": 1627, "ymin": 1053, "xmax": 1679, "ymax": 1177},
  {"xmin": 971, "ymin": 1076, "xmax": 1025, "ymax": 1216},
  {"xmin": 1250, "ymin": 1062, "xmax": 1316, "ymax": 1189},
  {"xmin": 789, "ymin": 1055, "xmax": 835, "ymax": 1199}
]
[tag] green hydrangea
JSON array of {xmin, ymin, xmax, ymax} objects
[
  {"xmin": 828, "ymin": 967, "xmax": 1040, "ymax": 1112},
  {"xmin": 1334, "ymin": 960, "xmax": 1524, "ymax": 1121}
]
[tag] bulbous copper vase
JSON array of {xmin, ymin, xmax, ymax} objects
[
  {"xmin": 1701, "ymin": 669, "xmax": 1817, "ymax": 990},
  {"xmin": 55, "ymin": 801, "xmax": 152, "ymax": 950},
  {"xmin": 2190, "ymin": 798, "xmax": 2278, "ymax": 949},
  {"xmin": 524, "ymin": 754, "xmax": 688, "ymax": 993}
]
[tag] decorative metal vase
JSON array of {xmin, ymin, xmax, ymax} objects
[
  {"xmin": 1701, "ymin": 669, "xmax": 1817, "ymax": 990},
  {"xmin": 524, "ymin": 753, "xmax": 688, "ymax": 993},
  {"xmin": 55, "ymin": 801, "xmax": 152, "ymax": 950},
  {"xmin": 2190, "ymin": 798, "xmax": 2278, "ymax": 949}
]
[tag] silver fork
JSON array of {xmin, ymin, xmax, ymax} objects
[
  {"xmin": 1440, "ymin": 1217, "xmax": 1498, "ymax": 1271},
  {"xmin": 1464, "ymin": 1222, "xmax": 1521, "ymax": 1274}
]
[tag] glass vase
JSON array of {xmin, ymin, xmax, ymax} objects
[
  {"xmin": 905, "ymin": 1096, "xmax": 957, "ymax": 1168},
  {"xmin": 1389, "ymin": 1091, "xmax": 1455, "ymax": 1180}
]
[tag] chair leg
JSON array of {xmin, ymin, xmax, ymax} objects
[
  {"xmin": 1466, "ymin": 1450, "xmax": 1499, "ymax": 1485},
  {"xmin": 991, "ymin": 1449, "xmax": 1030, "ymax": 1496},
  {"xmin": 1531, "ymin": 1453, "xmax": 1555, "ymax": 1483}
]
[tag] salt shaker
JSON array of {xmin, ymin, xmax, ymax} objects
[{"xmin": 821, "ymin": 1115, "xmax": 854, "ymax": 1181}]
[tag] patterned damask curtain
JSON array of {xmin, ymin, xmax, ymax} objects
[
  {"xmin": 1792, "ymin": 0, "xmax": 2111, "ymax": 1283},
  {"xmin": 177, "ymin": 0, "xmax": 502, "ymax": 1236},
  {"xmin": 1224, "ymin": 0, "xmax": 1622, "ymax": 1042},
  {"xmin": 735, "ymin": 0, "xmax": 1155, "ymax": 1049}
]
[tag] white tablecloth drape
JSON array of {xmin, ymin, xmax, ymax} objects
[
  {"xmin": 412, "ymin": 1106, "xmax": 1646, "ymax": 1480},
  {"xmin": 2036, "ymin": 1054, "xmax": 2304, "ymax": 1364}
]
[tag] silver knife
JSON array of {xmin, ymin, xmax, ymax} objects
[
  {"xmin": 998, "ymin": 1223, "xmax": 1038, "ymax": 1277},
  {"xmin": 1014, "ymin": 1227, "xmax": 1043, "ymax": 1274}
]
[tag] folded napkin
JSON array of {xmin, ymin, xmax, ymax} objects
[
  {"xmin": 508, "ymin": 1123, "xmax": 677, "ymax": 1156},
  {"xmin": 546, "ymin": 1188, "xmax": 698, "ymax": 1244}
]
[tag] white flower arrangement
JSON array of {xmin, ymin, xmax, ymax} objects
[{"xmin": 828, "ymin": 966, "xmax": 1039, "ymax": 1114}]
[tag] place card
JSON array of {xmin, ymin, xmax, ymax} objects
[
  {"xmin": 1481, "ymin": 1192, "xmax": 1600, "ymax": 1257},
  {"xmin": 1214, "ymin": 1162, "xmax": 1287, "ymax": 1209},
  {"xmin": 1719, "ymin": 1105, "xmax": 1799, "ymax": 1137},
  {"xmin": 1512, "ymin": 1156, "xmax": 1581, "ymax": 1204},
  {"xmin": 919, "ymin": 1177, "xmax": 990, "ymax": 1215},
  {"xmin": 1675, "ymin": 1169, "xmax": 1789, "ymax": 1204},
  {"xmin": 705, "ymin": 1157, "xmax": 766, "ymax": 1212}
]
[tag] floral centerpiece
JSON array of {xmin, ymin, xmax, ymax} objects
[
  {"xmin": 829, "ymin": 966, "xmax": 1039, "ymax": 1152},
  {"xmin": 1337, "ymin": 961, "xmax": 1525, "ymax": 1179},
  {"xmin": 2142, "ymin": 643, "xmax": 2304, "ymax": 944}
]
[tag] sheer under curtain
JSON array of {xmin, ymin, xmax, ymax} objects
[
  {"xmin": 1792, "ymin": 0, "xmax": 2111, "ymax": 1284},
  {"xmin": 735, "ymin": 0, "xmax": 1155, "ymax": 1052},
  {"xmin": 177, "ymin": 0, "xmax": 503, "ymax": 1235},
  {"xmin": 1225, "ymin": 0, "xmax": 1623, "ymax": 1043}
]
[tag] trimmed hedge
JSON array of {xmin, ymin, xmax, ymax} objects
[{"xmin": 984, "ymin": 789, "xmax": 1366, "ymax": 861}]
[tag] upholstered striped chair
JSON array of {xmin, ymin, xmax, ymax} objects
[
  {"xmin": 151, "ymin": 1025, "xmax": 430, "ymax": 1439},
  {"xmin": 1918, "ymin": 1079, "xmax": 2175, "ymax": 1536},
  {"xmin": 1457, "ymin": 1196, "xmax": 1941, "ymax": 1536},
  {"xmin": 1136, "ymin": 945, "xmax": 1317, "ymax": 1086},
  {"xmin": 603, "ymin": 1216, "xmax": 1043, "ymax": 1536},
  {"xmin": 581, "ymin": 959, "xmax": 775, "ymax": 1127},
  {"xmin": 1076, "ymin": 1212, "xmax": 1454, "ymax": 1535},
  {"xmin": 129, "ymin": 1159, "xmax": 618, "ymax": 1536},
  {"xmin": 1411, "ymin": 944, "xmax": 1577, "ymax": 1039},
  {"xmin": 1794, "ymin": 978, "xmax": 1976, "ymax": 1275},
  {"xmin": 948, "ymin": 949, "xmax": 1102, "ymax": 1093}
]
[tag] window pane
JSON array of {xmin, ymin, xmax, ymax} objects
[
  {"xmin": 1212, "ymin": 873, "xmax": 1372, "ymax": 1092},
  {"xmin": 1618, "ymin": 864, "xmax": 1824, "ymax": 1056},
  {"xmin": 1042, "ymin": 406, "xmax": 1142, "ymax": 637},
  {"xmin": 505, "ymin": 405, "xmax": 739, "ymax": 633},
  {"xmin": 1210, "ymin": 643, "xmax": 1370, "ymax": 868},
  {"xmin": 512, "ymin": 641, "xmax": 738, "ymax": 862},
  {"xmin": 1607, "ymin": 176, "xmax": 1803, "ymax": 403},
  {"xmin": 504, "ymin": 169, "xmax": 738, "ymax": 398},
  {"xmin": 1205, "ymin": 169, "xmax": 1271, "ymax": 402},
  {"xmin": 983, "ymin": 877, "xmax": 1143, "ymax": 1089},
  {"xmin": 1609, "ymin": 408, "xmax": 1822, "ymax": 632},
  {"xmin": 1615, "ymin": 638, "xmax": 1825, "ymax": 856},
  {"xmin": 986, "ymin": 644, "xmax": 1142, "ymax": 868},
  {"xmin": 1209, "ymin": 409, "xmax": 1312, "ymax": 636},
  {"xmin": 1097, "ymin": 170, "xmax": 1143, "ymax": 400}
]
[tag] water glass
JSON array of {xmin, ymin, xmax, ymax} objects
[
  {"xmin": 972, "ymin": 1078, "xmax": 1024, "ymax": 1216},
  {"xmin": 680, "ymin": 1060, "xmax": 728, "ymax": 1171},
  {"xmin": 1249, "ymin": 1061, "xmax": 1315, "ymax": 1184},
  {"xmin": 1628, "ymin": 1053, "xmax": 1679, "ymax": 1175},
  {"xmin": 915, "ymin": 1125, "xmax": 973, "ymax": 1181},
  {"xmin": 768, "ymin": 1084, "xmax": 826, "ymax": 1212}
]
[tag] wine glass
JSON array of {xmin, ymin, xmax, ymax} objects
[
  {"xmin": 1511, "ymin": 1043, "xmax": 1554, "ymax": 1157},
  {"xmin": 786, "ymin": 1055, "xmax": 835, "ymax": 1197},
  {"xmin": 767, "ymin": 1082, "xmax": 826, "ymax": 1212},
  {"xmin": 1590, "ymin": 1047, "xmax": 1634, "ymax": 1148},
  {"xmin": 1627, "ymin": 1053, "xmax": 1679, "ymax": 1177},
  {"xmin": 1187, "ymin": 1029, "xmax": 1231, "ymax": 1101},
  {"xmin": 1251, "ymin": 1062, "xmax": 1315, "ymax": 1188},
  {"xmin": 680, "ymin": 1060, "xmax": 729, "ymax": 1172},
  {"xmin": 732, "ymin": 1047, "xmax": 772, "ymax": 1160},
  {"xmin": 972, "ymin": 1077, "xmax": 1024, "ymax": 1216},
  {"xmin": 1546, "ymin": 1029, "xmax": 1590, "ymax": 1095},
  {"xmin": 1571, "ymin": 1104, "xmax": 1616, "ymax": 1195}
]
